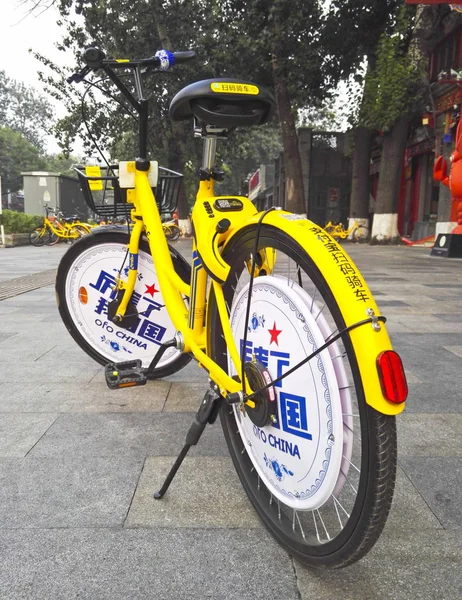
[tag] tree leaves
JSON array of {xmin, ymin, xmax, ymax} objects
[
  {"xmin": 0, "ymin": 127, "xmax": 47, "ymax": 193},
  {"xmin": 360, "ymin": 5, "xmax": 423, "ymax": 133},
  {"xmin": 0, "ymin": 70, "xmax": 54, "ymax": 151}
]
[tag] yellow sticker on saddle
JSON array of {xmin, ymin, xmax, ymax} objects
[
  {"xmin": 85, "ymin": 166, "xmax": 103, "ymax": 191},
  {"xmin": 210, "ymin": 82, "xmax": 259, "ymax": 95}
]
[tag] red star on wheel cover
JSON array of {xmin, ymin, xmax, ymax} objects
[
  {"xmin": 268, "ymin": 321, "xmax": 282, "ymax": 345},
  {"xmin": 145, "ymin": 283, "xmax": 159, "ymax": 297}
]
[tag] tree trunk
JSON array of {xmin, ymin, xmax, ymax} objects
[
  {"xmin": 271, "ymin": 57, "xmax": 305, "ymax": 215},
  {"xmin": 168, "ymin": 123, "xmax": 190, "ymax": 222},
  {"xmin": 348, "ymin": 126, "xmax": 373, "ymax": 237},
  {"xmin": 371, "ymin": 115, "xmax": 408, "ymax": 244},
  {"xmin": 350, "ymin": 127, "xmax": 372, "ymax": 219}
]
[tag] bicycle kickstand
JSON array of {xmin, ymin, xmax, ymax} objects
[{"xmin": 153, "ymin": 384, "xmax": 222, "ymax": 499}]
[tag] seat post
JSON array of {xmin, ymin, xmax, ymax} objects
[{"xmin": 202, "ymin": 136, "xmax": 218, "ymax": 171}]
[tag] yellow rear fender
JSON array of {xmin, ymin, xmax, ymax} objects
[{"xmin": 220, "ymin": 210, "xmax": 405, "ymax": 416}]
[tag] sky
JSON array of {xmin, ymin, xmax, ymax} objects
[{"xmin": 0, "ymin": 0, "xmax": 74, "ymax": 153}]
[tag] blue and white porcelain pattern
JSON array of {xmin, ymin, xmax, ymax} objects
[
  {"xmin": 66, "ymin": 243, "xmax": 181, "ymax": 368},
  {"xmin": 229, "ymin": 275, "xmax": 348, "ymax": 511}
]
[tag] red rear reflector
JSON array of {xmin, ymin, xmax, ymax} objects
[{"xmin": 377, "ymin": 351, "xmax": 408, "ymax": 404}]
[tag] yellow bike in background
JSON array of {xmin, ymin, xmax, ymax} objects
[
  {"xmin": 162, "ymin": 218, "xmax": 181, "ymax": 241},
  {"xmin": 55, "ymin": 46, "xmax": 407, "ymax": 568},
  {"xmin": 324, "ymin": 218, "xmax": 369, "ymax": 241},
  {"xmin": 30, "ymin": 206, "xmax": 94, "ymax": 246}
]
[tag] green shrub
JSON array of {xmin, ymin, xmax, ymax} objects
[{"xmin": 0, "ymin": 209, "xmax": 43, "ymax": 234}]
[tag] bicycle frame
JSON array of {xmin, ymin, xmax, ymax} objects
[
  {"xmin": 45, "ymin": 218, "xmax": 81, "ymax": 239},
  {"xmin": 114, "ymin": 168, "xmax": 251, "ymax": 399}
]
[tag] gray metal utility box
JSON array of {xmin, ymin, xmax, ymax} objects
[{"xmin": 22, "ymin": 171, "xmax": 87, "ymax": 218}]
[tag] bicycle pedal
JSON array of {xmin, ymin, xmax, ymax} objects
[{"xmin": 104, "ymin": 359, "xmax": 147, "ymax": 389}]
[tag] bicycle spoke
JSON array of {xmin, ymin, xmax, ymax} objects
[
  {"xmin": 332, "ymin": 496, "xmax": 344, "ymax": 528},
  {"xmin": 340, "ymin": 468, "xmax": 358, "ymax": 494},
  {"xmin": 316, "ymin": 509, "xmax": 331, "ymax": 542},
  {"xmin": 297, "ymin": 266, "xmax": 303, "ymax": 289},
  {"xmin": 295, "ymin": 511, "xmax": 307, "ymax": 540},
  {"xmin": 342, "ymin": 455, "xmax": 361, "ymax": 474},
  {"xmin": 312, "ymin": 511, "xmax": 322, "ymax": 543},
  {"xmin": 314, "ymin": 302, "xmax": 326, "ymax": 320}
]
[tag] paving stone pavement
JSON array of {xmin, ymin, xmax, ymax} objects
[{"xmin": 0, "ymin": 241, "xmax": 461, "ymax": 600}]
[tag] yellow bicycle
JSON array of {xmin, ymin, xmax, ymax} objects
[
  {"xmin": 324, "ymin": 219, "xmax": 369, "ymax": 242},
  {"xmin": 55, "ymin": 47, "xmax": 407, "ymax": 568},
  {"xmin": 30, "ymin": 206, "xmax": 93, "ymax": 246},
  {"xmin": 162, "ymin": 219, "xmax": 181, "ymax": 241}
]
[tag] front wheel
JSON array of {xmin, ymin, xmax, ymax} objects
[
  {"xmin": 207, "ymin": 224, "xmax": 397, "ymax": 568},
  {"xmin": 30, "ymin": 227, "xmax": 50, "ymax": 246},
  {"xmin": 56, "ymin": 231, "xmax": 192, "ymax": 378}
]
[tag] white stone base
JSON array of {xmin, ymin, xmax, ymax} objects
[
  {"xmin": 178, "ymin": 218, "xmax": 192, "ymax": 236},
  {"xmin": 371, "ymin": 213, "xmax": 399, "ymax": 242},
  {"xmin": 435, "ymin": 222, "xmax": 457, "ymax": 237}
]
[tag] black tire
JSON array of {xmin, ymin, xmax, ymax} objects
[
  {"xmin": 207, "ymin": 224, "xmax": 397, "ymax": 568},
  {"xmin": 30, "ymin": 227, "xmax": 50, "ymax": 246},
  {"xmin": 56, "ymin": 230, "xmax": 192, "ymax": 379}
]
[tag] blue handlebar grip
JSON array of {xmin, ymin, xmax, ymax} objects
[{"xmin": 155, "ymin": 50, "xmax": 175, "ymax": 70}]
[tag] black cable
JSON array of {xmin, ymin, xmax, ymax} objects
[
  {"xmin": 79, "ymin": 72, "xmax": 167, "ymax": 227},
  {"xmin": 244, "ymin": 315, "xmax": 387, "ymax": 402},
  {"xmin": 79, "ymin": 75, "xmax": 138, "ymax": 170},
  {"xmin": 240, "ymin": 207, "xmax": 276, "ymax": 388}
]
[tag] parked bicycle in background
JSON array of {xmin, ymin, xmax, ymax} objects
[{"xmin": 30, "ymin": 205, "xmax": 94, "ymax": 246}]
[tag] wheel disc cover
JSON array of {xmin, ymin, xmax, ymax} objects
[
  {"xmin": 65, "ymin": 243, "xmax": 181, "ymax": 367},
  {"xmin": 229, "ymin": 276, "xmax": 347, "ymax": 511}
]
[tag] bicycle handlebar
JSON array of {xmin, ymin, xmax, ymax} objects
[
  {"xmin": 67, "ymin": 46, "xmax": 195, "ymax": 158},
  {"xmin": 67, "ymin": 46, "xmax": 196, "ymax": 84}
]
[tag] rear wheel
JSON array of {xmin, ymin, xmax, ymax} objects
[
  {"xmin": 56, "ymin": 231, "xmax": 192, "ymax": 378},
  {"xmin": 46, "ymin": 232, "xmax": 60, "ymax": 246},
  {"xmin": 207, "ymin": 224, "xmax": 397, "ymax": 568}
]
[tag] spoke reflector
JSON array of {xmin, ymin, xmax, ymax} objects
[
  {"xmin": 377, "ymin": 351, "xmax": 408, "ymax": 403},
  {"xmin": 78, "ymin": 286, "xmax": 88, "ymax": 304}
]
